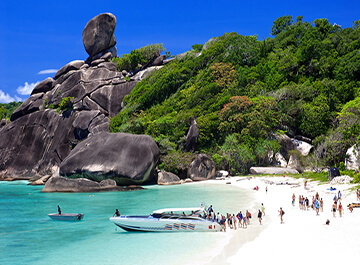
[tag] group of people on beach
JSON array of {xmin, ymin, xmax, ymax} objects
[
  {"xmin": 207, "ymin": 204, "xmax": 266, "ymax": 232},
  {"xmin": 296, "ymin": 192, "xmax": 324, "ymax": 216},
  {"xmin": 294, "ymin": 185, "xmax": 356, "ymax": 222}
]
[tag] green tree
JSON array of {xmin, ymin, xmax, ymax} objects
[
  {"xmin": 271, "ymin": 15, "xmax": 293, "ymax": 36},
  {"xmin": 0, "ymin": 105, "xmax": 5, "ymax": 119},
  {"xmin": 300, "ymin": 95, "xmax": 330, "ymax": 138}
]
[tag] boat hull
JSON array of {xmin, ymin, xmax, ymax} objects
[
  {"xmin": 48, "ymin": 213, "xmax": 84, "ymax": 221},
  {"xmin": 109, "ymin": 216, "xmax": 221, "ymax": 232}
]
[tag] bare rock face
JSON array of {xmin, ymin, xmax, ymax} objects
[
  {"xmin": 82, "ymin": 13, "xmax": 117, "ymax": 58},
  {"xmin": 59, "ymin": 132, "xmax": 160, "ymax": 185},
  {"xmin": 0, "ymin": 110, "xmax": 76, "ymax": 179},
  {"xmin": 345, "ymin": 145, "xmax": 359, "ymax": 170},
  {"xmin": 0, "ymin": 119, "xmax": 8, "ymax": 128},
  {"xmin": 185, "ymin": 118, "xmax": 199, "ymax": 152},
  {"xmin": 0, "ymin": 13, "xmax": 161, "ymax": 184},
  {"xmin": 187, "ymin": 154, "xmax": 216, "ymax": 181}
]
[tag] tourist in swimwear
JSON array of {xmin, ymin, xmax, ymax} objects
[
  {"xmin": 314, "ymin": 199, "xmax": 320, "ymax": 216},
  {"xmin": 292, "ymin": 193, "xmax": 295, "ymax": 206},
  {"xmin": 279, "ymin": 207, "xmax": 284, "ymax": 224},
  {"xmin": 232, "ymin": 214, "xmax": 237, "ymax": 230},
  {"xmin": 243, "ymin": 215, "xmax": 247, "ymax": 228},
  {"xmin": 237, "ymin": 211, "xmax": 243, "ymax": 228},
  {"xmin": 261, "ymin": 203, "xmax": 265, "ymax": 216},
  {"xmin": 338, "ymin": 202, "xmax": 343, "ymax": 217},
  {"xmin": 320, "ymin": 198, "xmax": 324, "ymax": 212},
  {"xmin": 258, "ymin": 210, "xmax": 262, "ymax": 225},
  {"xmin": 305, "ymin": 197, "xmax": 309, "ymax": 210},
  {"xmin": 246, "ymin": 210, "xmax": 251, "ymax": 224},
  {"xmin": 332, "ymin": 202, "xmax": 337, "ymax": 217}
]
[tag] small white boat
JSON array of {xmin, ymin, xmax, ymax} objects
[
  {"xmin": 48, "ymin": 213, "xmax": 84, "ymax": 221},
  {"xmin": 109, "ymin": 207, "xmax": 222, "ymax": 232}
]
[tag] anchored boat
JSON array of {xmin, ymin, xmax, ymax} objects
[
  {"xmin": 48, "ymin": 213, "xmax": 84, "ymax": 221},
  {"xmin": 109, "ymin": 207, "xmax": 221, "ymax": 232}
]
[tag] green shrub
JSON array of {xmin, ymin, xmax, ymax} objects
[
  {"xmin": 339, "ymin": 162, "xmax": 346, "ymax": 171},
  {"xmin": 161, "ymin": 150, "xmax": 195, "ymax": 176},
  {"xmin": 56, "ymin": 97, "xmax": 74, "ymax": 113},
  {"xmin": 113, "ymin": 43, "xmax": 165, "ymax": 72},
  {"xmin": 353, "ymin": 173, "xmax": 360, "ymax": 183}
]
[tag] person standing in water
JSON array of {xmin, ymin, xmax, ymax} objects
[{"xmin": 57, "ymin": 205, "xmax": 61, "ymax": 215}]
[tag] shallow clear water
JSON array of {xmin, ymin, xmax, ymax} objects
[{"xmin": 0, "ymin": 181, "xmax": 254, "ymax": 265}]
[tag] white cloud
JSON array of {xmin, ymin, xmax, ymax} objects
[
  {"xmin": 17, "ymin": 81, "xmax": 40, "ymax": 95},
  {"xmin": 0, "ymin": 90, "xmax": 17, "ymax": 103},
  {"xmin": 38, "ymin": 69, "xmax": 58, "ymax": 75}
]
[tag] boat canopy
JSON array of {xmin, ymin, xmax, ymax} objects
[{"xmin": 153, "ymin": 207, "xmax": 204, "ymax": 214}]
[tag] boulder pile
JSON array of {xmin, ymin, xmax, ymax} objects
[
  {"xmin": 330, "ymin": 175, "xmax": 353, "ymax": 185},
  {"xmin": 0, "ymin": 13, "xmax": 166, "ymax": 189}
]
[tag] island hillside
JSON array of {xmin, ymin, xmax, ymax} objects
[{"xmin": 1, "ymin": 14, "xmax": 360, "ymax": 191}]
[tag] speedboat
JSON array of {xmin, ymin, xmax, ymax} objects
[
  {"xmin": 48, "ymin": 213, "xmax": 84, "ymax": 221},
  {"xmin": 109, "ymin": 207, "xmax": 222, "ymax": 232}
]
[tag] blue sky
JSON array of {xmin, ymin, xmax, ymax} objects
[{"xmin": 0, "ymin": 0, "xmax": 359, "ymax": 103}]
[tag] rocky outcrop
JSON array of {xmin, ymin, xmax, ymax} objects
[
  {"xmin": 82, "ymin": 13, "xmax": 117, "ymax": 59},
  {"xmin": 0, "ymin": 13, "xmax": 168, "ymax": 186},
  {"xmin": 187, "ymin": 154, "xmax": 216, "ymax": 181},
  {"xmin": 29, "ymin": 175, "xmax": 51, "ymax": 186},
  {"xmin": 0, "ymin": 119, "xmax": 8, "ymax": 128},
  {"xmin": 157, "ymin": 171, "xmax": 181, "ymax": 185},
  {"xmin": 185, "ymin": 118, "xmax": 199, "ymax": 152},
  {"xmin": 59, "ymin": 132, "xmax": 160, "ymax": 185},
  {"xmin": 0, "ymin": 109, "xmax": 76, "ymax": 179},
  {"xmin": 41, "ymin": 176, "xmax": 143, "ymax": 192},
  {"xmin": 274, "ymin": 152, "xmax": 287, "ymax": 167},
  {"xmin": 345, "ymin": 145, "xmax": 359, "ymax": 170},
  {"xmin": 31, "ymin": 77, "xmax": 54, "ymax": 95},
  {"xmin": 291, "ymin": 138, "xmax": 313, "ymax": 156},
  {"xmin": 249, "ymin": 167, "xmax": 299, "ymax": 175}
]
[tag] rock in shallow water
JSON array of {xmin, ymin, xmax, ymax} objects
[{"xmin": 42, "ymin": 176, "xmax": 143, "ymax": 192}]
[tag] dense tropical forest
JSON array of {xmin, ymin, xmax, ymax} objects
[{"xmin": 109, "ymin": 15, "xmax": 360, "ymax": 176}]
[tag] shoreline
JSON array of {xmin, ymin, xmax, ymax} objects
[{"xmin": 201, "ymin": 175, "xmax": 360, "ymax": 264}]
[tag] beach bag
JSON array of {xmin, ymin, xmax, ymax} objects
[{"xmin": 282, "ymin": 210, "xmax": 285, "ymax": 215}]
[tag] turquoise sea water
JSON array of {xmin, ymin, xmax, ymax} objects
[{"xmin": 0, "ymin": 181, "xmax": 254, "ymax": 265}]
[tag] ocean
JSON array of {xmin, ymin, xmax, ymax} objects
[{"xmin": 0, "ymin": 180, "xmax": 255, "ymax": 265}]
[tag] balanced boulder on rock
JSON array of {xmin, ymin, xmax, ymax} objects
[
  {"xmin": 82, "ymin": 13, "xmax": 117, "ymax": 58},
  {"xmin": 59, "ymin": 132, "xmax": 160, "ymax": 185}
]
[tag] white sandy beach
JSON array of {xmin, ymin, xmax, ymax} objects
[{"xmin": 203, "ymin": 175, "xmax": 360, "ymax": 265}]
